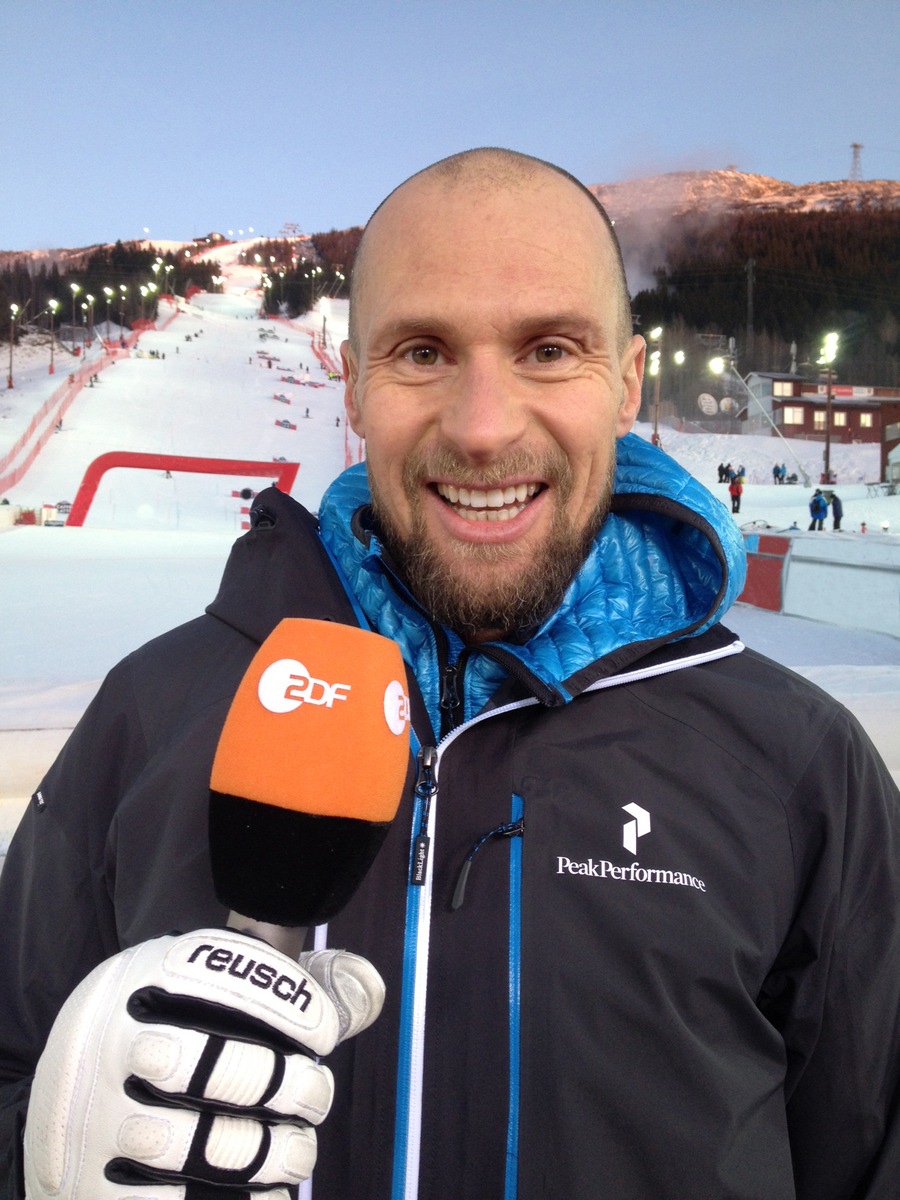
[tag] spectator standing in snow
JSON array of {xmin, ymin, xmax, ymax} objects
[
  {"xmin": 728, "ymin": 475, "xmax": 743, "ymax": 513},
  {"xmin": 831, "ymin": 493, "xmax": 843, "ymax": 531},
  {"xmin": 808, "ymin": 489, "xmax": 828, "ymax": 530}
]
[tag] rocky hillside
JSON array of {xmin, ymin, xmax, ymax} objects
[{"xmin": 589, "ymin": 169, "xmax": 900, "ymax": 221}]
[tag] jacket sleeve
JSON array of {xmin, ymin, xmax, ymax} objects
[
  {"xmin": 0, "ymin": 661, "xmax": 148, "ymax": 1199},
  {"xmin": 759, "ymin": 703, "xmax": 900, "ymax": 1199}
]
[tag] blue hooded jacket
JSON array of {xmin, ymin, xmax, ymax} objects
[{"xmin": 318, "ymin": 432, "xmax": 747, "ymax": 734}]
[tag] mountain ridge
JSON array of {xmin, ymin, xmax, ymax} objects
[
  {"xmin": 589, "ymin": 169, "xmax": 900, "ymax": 221},
  {"xmin": 4, "ymin": 170, "xmax": 900, "ymax": 263}
]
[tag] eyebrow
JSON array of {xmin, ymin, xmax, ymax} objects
[{"xmin": 373, "ymin": 311, "xmax": 607, "ymax": 346}]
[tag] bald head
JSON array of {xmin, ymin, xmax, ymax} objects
[{"xmin": 348, "ymin": 147, "xmax": 632, "ymax": 355}]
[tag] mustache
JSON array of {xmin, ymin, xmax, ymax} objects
[{"xmin": 401, "ymin": 445, "xmax": 574, "ymax": 492}]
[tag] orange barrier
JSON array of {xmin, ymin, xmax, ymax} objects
[{"xmin": 66, "ymin": 451, "xmax": 299, "ymax": 526}]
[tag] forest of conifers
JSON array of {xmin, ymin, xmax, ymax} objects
[{"xmin": 624, "ymin": 208, "xmax": 899, "ymax": 386}]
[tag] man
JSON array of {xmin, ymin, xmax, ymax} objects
[{"xmin": 1, "ymin": 149, "xmax": 899, "ymax": 1200}]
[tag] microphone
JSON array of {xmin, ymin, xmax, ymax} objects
[{"xmin": 209, "ymin": 618, "xmax": 411, "ymax": 957}]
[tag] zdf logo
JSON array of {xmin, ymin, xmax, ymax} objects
[
  {"xmin": 383, "ymin": 679, "xmax": 411, "ymax": 735},
  {"xmin": 258, "ymin": 658, "xmax": 351, "ymax": 713}
]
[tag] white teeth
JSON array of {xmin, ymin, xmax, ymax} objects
[
  {"xmin": 457, "ymin": 503, "xmax": 527, "ymax": 522},
  {"xmin": 435, "ymin": 480, "xmax": 540, "ymax": 521}
]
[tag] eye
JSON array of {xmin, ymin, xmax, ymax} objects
[
  {"xmin": 529, "ymin": 343, "xmax": 566, "ymax": 364},
  {"xmin": 404, "ymin": 344, "xmax": 442, "ymax": 366}
]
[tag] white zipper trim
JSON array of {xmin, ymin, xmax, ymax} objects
[
  {"xmin": 401, "ymin": 700, "xmax": 536, "ymax": 1198},
  {"xmin": 582, "ymin": 637, "xmax": 745, "ymax": 692},
  {"xmin": 403, "ymin": 798, "xmax": 435, "ymax": 1198}
]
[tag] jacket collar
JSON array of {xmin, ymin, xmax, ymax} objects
[{"xmin": 317, "ymin": 433, "xmax": 747, "ymax": 703}]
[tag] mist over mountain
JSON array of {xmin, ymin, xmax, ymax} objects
[{"xmin": 586, "ymin": 171, "xmax": 900, "ymax": 387}]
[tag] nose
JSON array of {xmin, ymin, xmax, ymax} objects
[{"xmin": 437, "ymin": 353, "xmax": 528, "ymax": 462}]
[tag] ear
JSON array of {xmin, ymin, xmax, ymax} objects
[
  {"xmin": 616, "ymin": 335, "xmax": 645, "ymax": 437},
  {"xmin": 340, "ymin": 340, "xmax": 365, "ymax": 436}
]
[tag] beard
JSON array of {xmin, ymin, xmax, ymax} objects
[{"xmin": 368, "ymin": 444, "xmax": 616, "ymax": 642}]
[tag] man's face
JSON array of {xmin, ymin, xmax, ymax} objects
[{"xmin": 341, "ymin": 172, "xmax": 644, "ymax": 642}]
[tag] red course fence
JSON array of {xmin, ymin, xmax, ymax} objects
[{"xmin": 66, "ymin": 452, "xmax": 299, "ymax": 526}]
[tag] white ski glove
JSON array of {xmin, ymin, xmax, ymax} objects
[{"xmin": 23, "ymin": 929, "xmax": 385, "ymax": 1199}]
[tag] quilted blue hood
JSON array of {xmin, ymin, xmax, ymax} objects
[{"xmin": 318, "ymin": 433, "xmax": 746, "ymax": 730}]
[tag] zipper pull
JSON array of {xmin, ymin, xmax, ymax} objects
[
  {"xmin": 440, "ymin": 662, "xmax": 462, "ymax": 719},
  {"xmin": 410, "ymin": 745, "xmax": 438, "ymax": 886},
  {"xmin": 451, "ymin": 818, "xmax": 525, "ymax": 910}
]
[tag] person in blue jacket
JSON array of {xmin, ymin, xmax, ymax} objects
[
  {"xmin": 1, "ymin": 148, "xmax": 900, "ymax": 1200},
  {"xmin": 808, "ymin": 488, "xmax": 828, "ymax": 530}
]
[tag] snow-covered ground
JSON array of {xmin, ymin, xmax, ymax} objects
[{"xmin": 1, "ymin": 254, "xmax": 898, "ymax": 855}]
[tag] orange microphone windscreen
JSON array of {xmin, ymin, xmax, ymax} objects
[{"xmin": 209, "ymin": 619, "xmax": 412, "ymax": 927}]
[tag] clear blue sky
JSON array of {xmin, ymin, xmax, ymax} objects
[{"xmin": 2, "ymin": 0, "xmax": 897, "ymax": 250}]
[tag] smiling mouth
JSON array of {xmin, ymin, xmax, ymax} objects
[{"xmin": 434, "ymin": 481, "xmax": 542, "ymax": 522}]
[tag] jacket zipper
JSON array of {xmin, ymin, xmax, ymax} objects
[
  {"xmin": 505, "ymin": 793, "xmax": 524, "ymax": 1200},
  {"xmin": 392, "ymin": 739, "xmax": 438, "ymax": 1200}
]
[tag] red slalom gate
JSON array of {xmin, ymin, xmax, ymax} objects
[{"xmin": 66, "ymin": 452, "xmax": 299, "ymax": 526}]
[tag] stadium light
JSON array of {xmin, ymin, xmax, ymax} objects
[
  {"xmin": 8, "ymin": 304, "xmax": 18, "ymax": 389},
  {"xmin": 817, "ymin": 332, "xmax": 839, "ymax": 484},
  {"xmin": 48, "ymin": 299, "xmax": 59, "ymax": 374},
  {"xmin": 648, "ymin": 328, "xmax": 663, "ymax": 445},
  {"xmin": 70, "ymin": 282, "xmax": 81, "ymax": 352},
  {"xmin": 103, "ymin": 288, "xmax": 114, "ymax": 339}
]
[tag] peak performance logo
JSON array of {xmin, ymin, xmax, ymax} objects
[
  {"xmin": 622, "ymin": 803, "xmax": 650, "ymax": 855},
  {"xmin": 556, "ymin": 858, "xmax": 706, "ymax": 892},
  {"xmin": 557, "ymin": 804, "xmax": 707, "ymax": 894}
]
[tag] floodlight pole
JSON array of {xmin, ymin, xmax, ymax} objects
[{"xmin": 7, "ymin": 304, "xmax": 17, "ymax": 389}]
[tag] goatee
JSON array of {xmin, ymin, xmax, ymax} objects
[{"xmin": 369, "ymin": 446, "xmax": 615, "ymax": 642}]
